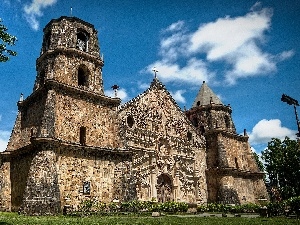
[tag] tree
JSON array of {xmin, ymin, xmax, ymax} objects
[
  {"xmin": 262, "ymin": 137, "xmax": 300, "ymax": 200},
  {"xmin": 0, "ymin": 19, "xmax": 17, "ymax": 62},
  {"xmin": 253, "ymin": 151, "xmax": 264, "ymax": 172}
]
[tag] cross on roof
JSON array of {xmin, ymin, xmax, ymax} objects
[{"xmin": 152, "ymin": 67, "xmax": 158, "ymax": 79}]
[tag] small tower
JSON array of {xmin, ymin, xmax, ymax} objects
[
  {"xmin": 186, "ymin": 81, "xmax": 268, "ymax": 205},
  {"xmin": 187, "ymin": 81, "xmax": 236, "ymax": 135}
]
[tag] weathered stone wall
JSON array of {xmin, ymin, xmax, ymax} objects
[
  {"xmin": 50, "ymin": 54, "xmax": 103, "ymax": 94},
  {"xmin": 6, "ymin": 92, "xmax": 47, "ymax": 151},
  {"xmin": 0, "ymin": 157, "xmax": 11, "ymax": 211},
  {"xmin": 10, "ymin": 151, "xmax": 35, "ymax": 212},
  {"xmin": 20, "ymin": 149, "xmax": 61, "ymax": 215},
  {"xmin": 118, "ymin": 80, "xmax": 207, "ymax": 204},
  {"xmin": 57, "ymin": 145, "xmax": 134, "ymax": 210},
  {"xmin": 205, "ymin": 131, "xmax": 267, "ymax": 204},
  {"xmin": 55, "ymin": 91, "xmax": 121, "ymax": 148},
  {"xmin": 218, "ymin": 133, "xmax": 259, "ymax": 172}
]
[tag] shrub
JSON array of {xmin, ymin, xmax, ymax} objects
[{"xmin": 79, "ymin": 199, "xmax": 95, "ymax": 213}]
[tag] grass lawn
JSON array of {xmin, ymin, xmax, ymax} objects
[{"xmin": 0, "ymin": 212, "xmax": 298, "ymax": 225}]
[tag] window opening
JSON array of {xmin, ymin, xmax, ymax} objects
[
  {"xmin": 127, "ymin": 116, "xmax": 134, "ymax": 128},
  {"xmin": 80, "ymin": 126, "xmax": 86, "ymax": 145},
  {"xmin": 234, "ymin": 157, "xmax": 239, "ymax": 169},
  {"xmin": 187, "ymin": 131, "xmax": 192, "ymax": 141},
  {"xmin": 76, "ymin": 30, "xmax": 89, "ymax": 52},
  {"xmin": 192, "ymin": 117, "xmax": 198, "ymax": 127},
  {"xmin": 200, "ymin": 125, "xmax": 205, "ymax": 134},
  {"xmin": 78, "ymin": 67, "xmax": 87, "ymax": 86}
]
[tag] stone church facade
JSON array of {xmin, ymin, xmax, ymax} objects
[{"xmin": 0, "ymin": 17, "xmax": 268, "ymax": 215}]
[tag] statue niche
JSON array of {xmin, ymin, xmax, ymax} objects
[{"xmin": 157, "ymin": 174, "xmax": 173, "ymax": 202}]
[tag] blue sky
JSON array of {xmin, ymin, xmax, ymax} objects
[{"xmin": 1, "ymin": 0, "xmax": 300, "ymax": 154}]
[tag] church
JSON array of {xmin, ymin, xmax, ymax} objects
[{"xmin": 0, "ymin": 16, "xmax": 268, "ymax": 215}]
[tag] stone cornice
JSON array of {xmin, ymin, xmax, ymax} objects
[
  {"xmin": 206, "ymin": 167, "xmax": 265, "ymax": 179},
  {"xmin": 44, "ymin": 16, "xmax": 96, "ymax": 33},
  {"xmin": 2, "ymin": 137, "xmax": 132, "ymax": 159},
  {"xmin": 187, "ymin": 103, "xmax": 232, "ymax": 115},
  {"xmin": 18, "ymin": 79, "xmax": 121, "ymax": 109},
  {"xmin": 37, "ymin": 47, "xmax": 103, "ymax": 67},
  {"xmin": 204, "ymin": 129, "xmax": 249, "ymax": 142}
]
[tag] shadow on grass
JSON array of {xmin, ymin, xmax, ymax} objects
[{"xmin": 0, "ymin": 222, "xmax": 12, "ymax": 225}]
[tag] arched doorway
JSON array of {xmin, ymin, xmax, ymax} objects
[{"xmin": 157, "ymin": 174, "xmax": 173, "ymax": 202}]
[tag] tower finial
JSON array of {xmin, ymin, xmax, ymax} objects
[
  {"xmin": 70, "ymin": 6, "xmax": 73, "ymax": 16},
  {"xmin": 111, "ymin": 85, "xmax": 120, "ymax": 97},
  {"xmin": 19, "ymin": 93, "xmax": 24, "ymax": 102},
  {"xmin": 152, "ymin": 67, "xmax": 158, "ymax": 79}
]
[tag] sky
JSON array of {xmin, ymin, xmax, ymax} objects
[{"xmin": 1, "ymin": 0, "xmax": 300, "ymax": 154}]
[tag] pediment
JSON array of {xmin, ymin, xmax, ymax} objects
[{"xmin": 118, "ymin": 79, "xmax": 205, "ymax": 152}]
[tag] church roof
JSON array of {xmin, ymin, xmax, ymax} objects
[{"xmin": 192, "ymin": 81, "xmax": 223, "ymax": 107}]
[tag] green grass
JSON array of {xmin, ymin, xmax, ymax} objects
[{"xmin": 0, "ymin": 212, "xmax": 298, "ymax": 225}]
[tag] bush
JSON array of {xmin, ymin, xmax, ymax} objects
[
  {"xmin": 77, "ymin": 199, "xmax": 188, "ymax": 214},
  {"xmin": 197, "ymin": 203, "xmax": 261, "ymax": 214}
]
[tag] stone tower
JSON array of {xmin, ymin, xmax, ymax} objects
[
  {"xmin": 1, "ymin": 17, "xmax": 131, "ymax": 215},
  {"xmin": 186, "ymin": 81, "xmax": 268, "ymax": 204}
]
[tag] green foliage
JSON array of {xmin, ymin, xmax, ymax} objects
[
  {"xmin": 157, "ymin": 201, "xmax": 188, "ymax": 213},
  {"xmin": 0, "ymin": 19, "xmax": 17, "ymax": 62},
  {"xmin": 253, "ymin": 152, "xmax": 264, "ymax": 172},
  {"xmin": 77, "ymin": 199, "xmax": 188, "ymax": 214},
  {"xmin": 266, "ymin": 202, "xmax": 285, "ymax": 217},
  {"xmin": 78, "ymin": 199, "xmax": 96, "ymax": 214},
  {"xmin": 262, "ymin": 137, "xmax": 300, "ymax": 200},
  {"xmin": 197, "ymin": 203, "xmax": 260, "ymax": 213}
]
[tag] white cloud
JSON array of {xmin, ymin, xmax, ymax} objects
[
  {"xmin": 143, "ymin": 3, "xmax": 292, "ymax": 86},
  {"xmin": 169, "ymin": 90, "xmax": 186, "ymax": 104},
  {"xmin": 249, "ymin": 119, "xmax": 297, "ymax": 145},
  {"xmin": 23, "ymin": 0, "xmax": 58, "ymax": 30},
  {"xmin": 145, "ymin": 58, "xmax": 215, "ymax": 85},
  {"xmin": 0, "ymin": 130, "xmax": 10, "ymax": 152},
  {"xmin": 277, "ymin": 50, "xmax": 295, "ymax": 61},
  {"xmin": 163, "ymin": 20, "xmax": 185, "ymax": 33},
  {"xmin": 105, "ymin": 88, "xmax": 129, "ymax": 103}
]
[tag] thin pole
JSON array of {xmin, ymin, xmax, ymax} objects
[{"xmin": 293, "ymin": 104, "xmax": 300, "ymax": 137}]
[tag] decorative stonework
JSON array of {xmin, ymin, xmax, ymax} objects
[
  {"xmin": 0, "ymin": 16, "xmax": 268, "ymax": 215},
  {"xmin": 118, "ymin": 79, "xmax": 207, "ymax": 204}
]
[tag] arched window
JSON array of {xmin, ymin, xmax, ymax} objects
[
  {"xmin": 77, "ymin": 65, "xmax": 89, "ymax": 87},
  {"xmin": 76, "ymin": 30, "xmax": 89, "ymax": 52},
  {"xmin": 127, "ymin": 115, "xmax": 134, "ymax": 128}
]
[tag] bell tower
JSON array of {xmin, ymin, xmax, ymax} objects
[
  {"xmin": 7, "ymin": 16, "xmax": 120, "ymax": 151},
  {"xmin": 34, "ymin": 16, "xmax": 104, "ymax": 94},
  {"xmin": 186, "ymin": 81, "xmax": 268, "ymax": 205}
]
